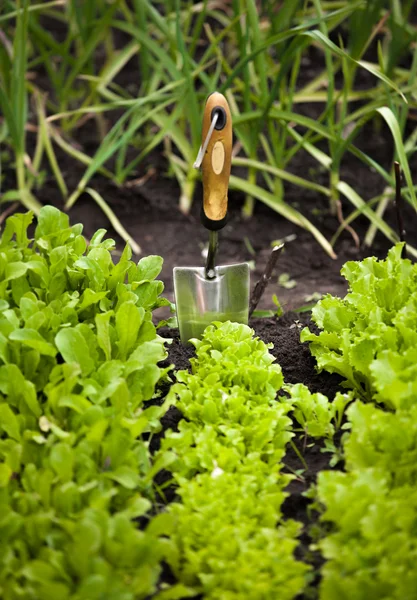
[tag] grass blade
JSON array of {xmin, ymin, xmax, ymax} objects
[
  {"xmin": 61, "ymin": 2, "xmax": 119, "ymax": 102},
  {"xmin": 11, "ymin": 0, "xmax": 29, "ymax": 155},
  {"xmin": 66, "ymin": 98, "xmax": 173, "ymax": 208},
  {"xmin": 220, "ymin": 1, "xmax": 363, "ymax": 93},
  {"xmin": 85, "ymin": 187, "xmax": 141, "ymax": 255},
  {"xmin": 303, "ymin": 30, "xmax": 407, "ymax": 102},
  {"xmin": 229, "ymin": 175, "xmax": 336, "ymax": 259},
  {"xmin": 232, "ymin": 157, "xmax": 331, "ymax": 197},
  {"xmin": 174, "ymin": 0, "xmax": 199, "ymax": 148},
  {"xmin": 36, "ymin": 93, "xmax": 68, "ymax": 199},
  {"xmin": 0, "ymin": 1, "xmax": 65, "ymax": 23},
  {"xmin": 377, "ymin": 106, "xmax": 417, "ymax": 209},
  {"xmin": 337, "ymin": 181, "xmax": 399, "ymax": 245}
]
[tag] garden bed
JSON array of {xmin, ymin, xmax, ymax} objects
[
  {"xmin": 2, "ymin": 3, "xmax": 417, "ymax": 595},
  {"xmin": 1, "ymin": 173, "xmax": 416, "ymax": 599}
]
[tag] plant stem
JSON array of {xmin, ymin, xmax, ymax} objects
[
  {"xmin": 16, "ymin": 155, "xmax": 42, "ymax": 213},
  {"xmin": 394, "ymin": 161, "xmax": 407, "ymax": 259},
  {"xmin": 179, "ymin": 167, "xmax": 198, "ymax": 214},
  {"xmin": 242, "ymin": 166, "xmax": 256, "ymax": 219},
  {"xmin": 249, "ymin": 244, "xmax": 284, "ymax": 317},
  {"xmin": 290, "ymin": 439, "xmax": 308, "ymax": 471},
  {"xmin": 329, "ymin": 169, "xmax": 340, "ymax": 215}
]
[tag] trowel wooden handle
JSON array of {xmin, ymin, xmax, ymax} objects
[{"xmin": 201, "ymin": 92, "xmax": 232, "ymax": 231}]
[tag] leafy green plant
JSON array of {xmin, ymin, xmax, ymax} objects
[
  {"xmin": 344, "ymin": 401, "xmax": 417, "ymax": 487},
  {"xmin": 316, "ymin": 399, "xmax": 417, "ymax": 599},
  {"xmin": 306, "ymin": 239, "xmax": 417, "ymax": 596},
  {"xmin": 0, "ymin": 206, "xmax": 175, "ymax": 599},
  {"xmin": 318, "ymin": 469, "xmax": 417, "ymax": 600},
  {"xmin": 165, "ymin": 322, "xmax": 293, "ymax": 479},
  {"xmin": 285, "ymin": 383, "xmax": 352, "ymax": 443},
  {"xmin": 301, "ymin": 243, "xmax": 417, "ymax": 408}
]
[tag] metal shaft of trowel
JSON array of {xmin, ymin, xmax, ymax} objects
[{"xmin": 205, "ymin": 230, "xmax": 218, "ymax": 280}]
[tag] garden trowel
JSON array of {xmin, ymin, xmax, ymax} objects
[{"xmin": 174, "ymin": 92, "xmax": 250, "ymax": 343}]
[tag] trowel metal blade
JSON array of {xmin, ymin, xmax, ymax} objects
[{"xmin": 173, "ymin": 262, "xmax": 250, "ymax": 343}]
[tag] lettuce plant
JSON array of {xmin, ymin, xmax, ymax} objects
[
  {"xmin": 302, "ymin": 245, "xmax": 417, "ymax": 597},
  {"xmin": 284, "ymin": 383, "xmax": 352, "ymax": 442},
  {"xmin": 316, "ymin": 401, "xmax": 417, "ymax": 599},
  {"xmin": 318, "ymin": 470, "xmax": 417, "ymax": 600},
  {"xmin": 301, "ymin": 243, "xmax": 417, "ymax": 409},
  {"xmin": 0, "ymin": 207, "xmax": 174, "ymax": 599}
]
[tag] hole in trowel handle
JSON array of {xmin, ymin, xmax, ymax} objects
[{"xmin": 211, "ymin": 106, "xmax": 227, "ymax": 130}]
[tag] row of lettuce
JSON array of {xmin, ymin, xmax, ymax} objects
[
  {"xmin": 0, "ymin": 208, "xmax": 177, "ymax": 599},
  {"xmin": 0, "ymin": 206, "xmax": 415, "ymax": 598},
  {"xmin": 303, "ymin": 243, "xmax": 417, "ymax": 598}
]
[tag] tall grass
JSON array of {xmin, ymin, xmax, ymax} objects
[
  {"xmin": 1, "ymin": 0, "xmax": 416, "ymax": 257},
  {"xmin": 0, "ymin": 0, "xmax": 41, "ymax": 212}
]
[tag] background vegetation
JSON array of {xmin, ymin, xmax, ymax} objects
[{"xmin": 1, "ymin": 0, "xmax": 416, "ymax": 256}]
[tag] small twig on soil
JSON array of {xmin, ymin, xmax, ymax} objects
[
  {"xmin": 249, "ymin": 243, "xmax": 284, "ymax": 318},
  {"xmin": 124, "ymin": 167, "xmax": 156, "ymax": 188},
  {"xmin": 394, "ymin": 161, "xmax": 407, "ymax": 259}
]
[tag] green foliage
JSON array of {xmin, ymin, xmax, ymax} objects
[
  {"xmin": 318, "ymin": 469, "xmax": 417, "ymax": 600},
  {"xmin": 344, "ymin": 402, "xmax": 417, "ymax": 487},
  {"xmin": 301, "ymin": 243, "xmax": 417, "ymax": 408},
  {"xmin": 165, "ymin": 321, "xmax": 292, "ymax": 479},
  {"xmin": 2, "ymin": 2, "xmax": 417, "ymax": 255},
  {"xmin": 166, "ymin": 471, "xmax": 307, "ymax": 600},
  {"xmin": 316, "ymin": 400, "xmax": 417, "ymax": 599},
  {"xmin": 303, "ymin": 243, "xmax": 417, "ymax": 599},
  {"xmin": 0, "ymin": 207, "xmax": 173, "ymax": 599},
  {"xmin": 285, "ymin": 383, "xmax": 352, "ymax": 441},
  {"xmin": 162, "ymin": 322, "xmax": 311, "ymax": 599}
]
